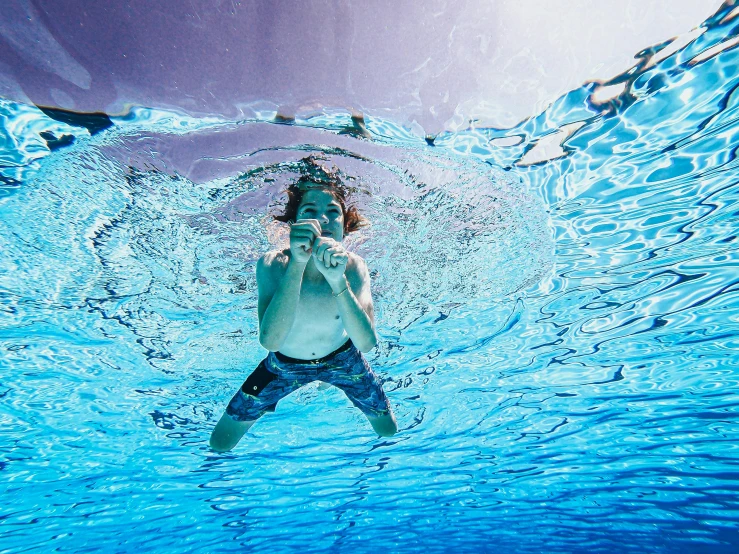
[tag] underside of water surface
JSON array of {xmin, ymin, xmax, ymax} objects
[{"xmin": 2, "ymin": 3, "xmax": 739, "ymax": 554}]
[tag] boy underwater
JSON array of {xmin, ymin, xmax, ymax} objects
[{"xmin": 210, "ymin": 158, "xmax": 398, "ymax": 452}]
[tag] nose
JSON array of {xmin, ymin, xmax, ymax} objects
[{"xmin": 318, "ymin": 213, "xmax": 330, "ymax": 224}]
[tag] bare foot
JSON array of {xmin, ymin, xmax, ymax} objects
[
  {"xmin": 274, "ymin": 112, "xmax": 295, "ymax": 124},
  {"xmin": 339, "ymin": 114, "xmax": 372, "ymax": 139}
]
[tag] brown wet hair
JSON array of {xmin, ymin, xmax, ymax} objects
[{"xmin": 273, "ymin": 156, "xmax": 369, "ymax": 234}]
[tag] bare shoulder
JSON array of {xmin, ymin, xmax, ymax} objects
[
  {"xmin": 259, "ymin": 248, "xmax": 290, "ymax": 266},
  {"xmin": 257, "ymin": 249, "xmax": 290, "ymax": 280},
  {"xmin": 346, "ymin": 251, "xmax": 371, "ymax": 283},
  {"xmin": 347, "ymin": 251, "xmax": 368, "ymax": 270}
]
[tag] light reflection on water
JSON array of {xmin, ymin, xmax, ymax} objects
[{"xmin": 1, "ymin": 5, "xmax": 739, "ymax": 553}]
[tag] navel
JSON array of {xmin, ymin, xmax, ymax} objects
[{"xmin": 335, "ymin": 315, "xmax": 340, "ymax": 320}]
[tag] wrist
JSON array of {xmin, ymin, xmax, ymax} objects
[
  {"xmin": 287, "ymin": 257, "xmax": 309, "ymax": 272},
  {"xmin": 328, "ymin": 276, "xmax": 348, "ymax": 294}
]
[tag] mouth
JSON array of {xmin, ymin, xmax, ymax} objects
[{"xmin": 321, "ymin": 231, "xmax": 333, "ymax": 237}]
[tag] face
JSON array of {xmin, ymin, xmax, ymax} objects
[{"xmin": 295, "ymin": 188, "xmax": 345, "ymax": 241}]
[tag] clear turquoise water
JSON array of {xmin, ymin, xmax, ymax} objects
[{"xmin": 2, "ymin": 9, "xmax": 739, "ymax": 554}]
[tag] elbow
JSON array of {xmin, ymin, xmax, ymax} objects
[
  {"xmin": 357, "ymin": 332, "xmax": 378, "ymax": 353},
  {"xmin": 259, "ymin": 330, "xmax": 281, "ymax": 352}
]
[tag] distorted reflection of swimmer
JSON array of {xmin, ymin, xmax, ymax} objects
[{"xmin": 209, "ymin": 157, "xmax": 397, "ymax": 452}]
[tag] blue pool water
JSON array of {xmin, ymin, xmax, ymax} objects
[{"xmin": 2, "ymin": 8, "xmax": 739, "ymax": 554}]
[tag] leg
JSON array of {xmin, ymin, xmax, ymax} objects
[
  {"xmin": 209, "ymin": 412, "xmax": 257, "ymax": 452},
  {"xmin": 321, "ymin": 347, "xmax": 397, "ymax": 436},
  {"xmin": 209, "ymin": 357, "xmax": 299, "ymax": 452},
  {"xmin": 366, "ymin": 410, "xmax": 398, "ymax": 437},
  {"xmin": 337, "ymin": 112, "xmax": 372, "ymax": 139}
]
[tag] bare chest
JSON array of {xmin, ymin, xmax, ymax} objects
[
  {"xmin": 294, "ymin": 277, "xmax": 341, "ymax": 325},
  {"xmin": 277, "ymin": 277, "xmax": 345, "ymax": 358}
]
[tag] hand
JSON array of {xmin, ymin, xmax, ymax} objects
[
  {"xmin": 311, "ymin": 237, "xmax": 349, "ymax": 284},
  {"xmin": 289, "ymin": 219, "xmax": 321, "ymax": 263}
]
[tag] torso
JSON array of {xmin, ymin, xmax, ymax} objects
[{"xmin": 264, "ymin": 249, "xmax": 359, "ymax": 360}]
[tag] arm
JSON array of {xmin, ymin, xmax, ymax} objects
[
  {"xmin": 256, "ymin": 253, "xmax": 308, "ymax": 352},
  {"xmin": 258, "ymin": 220, "xmax": 321, "ymax": 351},
  {"xmin": 328, "ymin": 256, "xmax": 378, "ymax": 352}
]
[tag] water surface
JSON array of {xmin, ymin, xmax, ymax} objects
[{"xmin": 1, "ymin": 6, "xmax": 739, "ymax": 553}]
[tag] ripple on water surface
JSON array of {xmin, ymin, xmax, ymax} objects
[{"xmin": 2, "ymin": 7, "xmax": 739, "ymax": 552}]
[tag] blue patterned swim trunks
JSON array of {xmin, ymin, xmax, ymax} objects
[{"xmin": 225, "ymin": 339, "xmax": 391, "ymax": 422}]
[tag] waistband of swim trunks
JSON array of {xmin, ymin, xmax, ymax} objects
[{"xmin": 274, "ymin": 339, "xmax": 354, "ymax": 365}]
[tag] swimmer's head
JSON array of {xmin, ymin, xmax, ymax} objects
[{"xmin": 273, "ymin": 155, "xmax": 369, "ymax": 236}]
